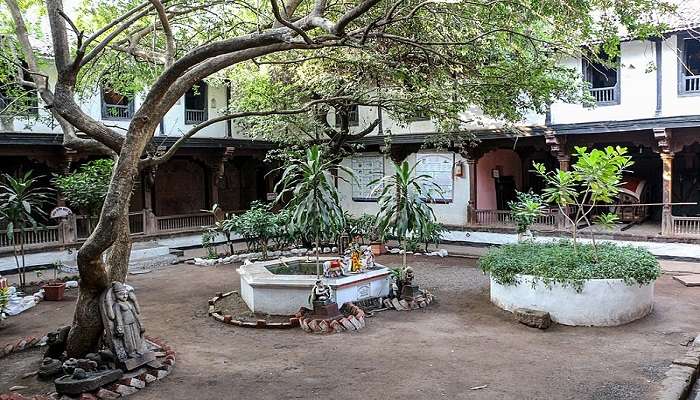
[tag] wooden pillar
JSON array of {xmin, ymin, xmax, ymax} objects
[
  {"xmin": 557, "ymin": 154, "xmax": 570, "ymax": 171},
  {"xmin": 654, "ymin": 127, "xmax": 675, "ymax": 236},
  {"xmin": 545, "ymin": 130, "xmax": 570, "ymax": 230},
  {"xmin": 143, "ymin": 167, "xmax": 157, "ymax": 234},
  {"xmin": 466, "ymin": 158, "xmax": 478, "ymax": 224}
]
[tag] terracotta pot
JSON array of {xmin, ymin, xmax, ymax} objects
[
  {"xmin": 42, "ymin": 282, "xmax": 66, "ymax": 301},
  {"xmin": 370, "ymin": 242, "xmax": 385, "ymax": 255}
]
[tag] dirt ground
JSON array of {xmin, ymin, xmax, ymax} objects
[{"xmin": 2, "ymin": 255, "xmax": 699, "ymax": 400}]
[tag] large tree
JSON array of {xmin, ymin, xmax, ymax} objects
[{"xmin": 2, "ymin": 0, "xmax": 672, "ymax": 357}]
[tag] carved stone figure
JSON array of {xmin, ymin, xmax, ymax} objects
[
  {"xmin": 310, "ymin": 280, "xmax": 332, "ymax": 304},
  {"xmin": 362, "ymin": 248, "xmax": 375, "ymax": 269},
  {"xmin": 100, "ymin": 282, "xmax": 155, "ymax": 370},
  {"xmin": 399, "ymin": 267, "xmax": 420, "ymax": 300},
  {"xmin": 323, "ymin": 260, "xmax": 344, "ymax": 278},
  {"xmin": 44, "ymin": 326, "xmax": 71, "ymax": 359}
]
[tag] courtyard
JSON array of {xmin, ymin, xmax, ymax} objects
[{"xmin": 2, "ymin": 254, "xmax": 699, "ymax": 400}]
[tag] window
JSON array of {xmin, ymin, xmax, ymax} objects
[
  {"xmin": 583, "ymin": 51, "xmax": 620, "ymax": 105},
  {"xmin": 351, "ymin": 154, "xmax": 384, "ymax": 201},
  {"xmin": 415, "ymin": 153, "xmax": 454, "ymax": 203},
  {"xmin": 184, "ymin": 81, "xmax": 208, "ymax": 124},
  {"xmin": 101, "ymin": 86, "xmax": 134, "ymax": 120},
  {"xmin": 0, "ymin": 60, "xmax": 38, "ymax": 116},
  {"xmin": 335, "ymin": 104, "xmax": 359, "ymax": 127},
  {"xmin": 410, "ymin": 109, "xmax": 431, "ymax": 122},
  {"xmin": 680, "ymin": 34, "xmax": 700, "ymax": 94}
]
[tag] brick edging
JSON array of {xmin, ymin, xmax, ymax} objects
[
  {"xmin": 382, "ymin": 289, "xmax": 435, "ymax": 311},
  {"xmin": 297, "ymin": 303, "xmax": 366, "ymax": 334},
  {"xmin": 656, "ymin": 333, "xmax": 700, "ymax": 400},
  {"xmin": 208, "ymin": 291, "xmax": 299, "ymax": 329},
  {"xmin": 0, "ymin": 335, "xmax": 176, "ymax": 400}
]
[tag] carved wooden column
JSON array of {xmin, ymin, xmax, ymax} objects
[
  {"xmin": 459, "ymin": 143, "xmax": 482, "ymax": 226},
  {"xmin": 142, "ymin": 166, "xmax": 158, "ymax": 234},
  {"xmin": 654, "ymin": 128, "xmax": 675, "ymax": 236},
  {"xmin": 545, "ymin": 131, "xmax": 570, "ymax": 229},
  {"xmin": 212, "ymin": 147, "xmax": 236, "ymax": 208}
]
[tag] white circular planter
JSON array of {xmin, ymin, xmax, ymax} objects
[{"xmin": 490, "ymin": 274, "xmax": 655, "ymax": 326}]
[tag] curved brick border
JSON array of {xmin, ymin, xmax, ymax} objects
[
  {"xmin": 382, "ymin": 289, "xmax": 434, "ymax": 311},
  {"xmin": 296, "ymin": 303, "xmax": 366, "ymax": 334},
  {"xmin": 208, "ymin": 291, "xmax": 299, "ymax": 329},
  {"xmin": 0, "ymin": 335, "xmax": 175, "ymax": 400},
  {"xmin": 656, "ymin": 334, "xmax": 700, "ymax": 400}
]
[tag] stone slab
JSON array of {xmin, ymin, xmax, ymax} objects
[
  {"xmin": 514, "ymin": 308, "xmax": 551, "ymax": 329},
  {"xmin": 673, "ymin": 274, "xmax": 700, "ymax": 287}
]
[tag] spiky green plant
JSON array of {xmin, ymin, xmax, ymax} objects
[{"xmin": 273, "ymin": 145, "xmax": 351, "ymax": 277}]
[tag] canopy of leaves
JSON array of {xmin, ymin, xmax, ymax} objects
[{"xmin": 53, "ymin": 159, "xmax": 114, "ymax": 216}]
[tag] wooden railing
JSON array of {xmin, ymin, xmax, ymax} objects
[
  {"xmin": 590, "ymin": 86, "xmax": 616, "ymax": 103},
  {"xmin": 672, "ymin": 216, "xmax": 700, "ymax": 236},
  {"xmin": 185, "ymin": 109, "xmax": 207, "ymax": 124},
  {"xmin": 474, "ymin": 209, "xmax": 559, "ymax": 228},
  {"xmin": 77, "ymin": 211, "xmax": 146, "ymax": 239},
  {"xmin": 0, "ymin": 225, "xmax": 61, "ymax": 248},
  {"xmin": 156, "ymin": 212, "xmax": 214, "ymax": 232},
  {"xmin": 684, "ymin": 75, "xmax": 700, "ymax": 93}
]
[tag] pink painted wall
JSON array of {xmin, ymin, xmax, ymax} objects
[{"xmin": 476, "ymin": 149, "xmax": 523, "ymax": 210}]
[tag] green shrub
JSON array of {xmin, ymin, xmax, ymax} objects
[{"xmin": 480, "ymin": 241, "xmax": 661, "ymax": 291}]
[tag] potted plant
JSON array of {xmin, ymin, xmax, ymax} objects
[
  {"xmin": 0, "ymin": 286, "xmax": 9, "ymax": 326},
  {"xmin": 42, "ymin": 260, "xmax": 66, "ymax": 301}
]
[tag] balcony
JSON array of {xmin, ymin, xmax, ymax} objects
[
  {"xmin": 590, "ymin": 86, "xmax": 617, "ymax": 104},
  {"xmin": 185, "ymin": 109, "xmax": 207, "ymax": 124},
  {"xmin": 683, "ymin": 75, "xmax": 700, "ymax": 94},
  {"xmin": 102, "ymin": 104, "xmax": 131, "ymax": 119}
]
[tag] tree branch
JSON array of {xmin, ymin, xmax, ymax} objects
[{"xmin": 148, "ymin": 0, "xmax": 175, "ymax": 67}]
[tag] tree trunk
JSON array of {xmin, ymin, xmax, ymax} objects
[{"xmin": 65, "ymin": 121, "xmax": 154, "ymax": 358}]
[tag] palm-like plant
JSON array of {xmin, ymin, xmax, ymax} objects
[
  {"xmin": 374, "ymin": 161, "xmax": 440, "ymax": 269},
  {"xmin": 0, "ymin": 172, "xmax": 53, "ymax": 287},
  {"xmin": 273, "ymin": 145, "xmax": 351, "ymax": 277}
]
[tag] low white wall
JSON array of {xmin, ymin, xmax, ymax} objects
[{"xmin": 490, "ymin": 274, "xmax": 654, "ymax": 326}]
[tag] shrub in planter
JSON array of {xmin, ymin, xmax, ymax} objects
[{"xmin": 480, "ymin": 241, "xmax": 661, "ymax": 292}]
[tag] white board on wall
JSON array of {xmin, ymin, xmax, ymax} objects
[
  {"xmin": 351, "ymin": 154, "xmax": 384, "ymax": 201},
  {"xmin": 415, "ymin": 153, "xmax": 454, "ymax": 202}
]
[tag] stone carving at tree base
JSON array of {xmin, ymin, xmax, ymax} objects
[
  {"xmin": 54, "ymin": 368, "xmax": 124, "ymax": 395},
  {"xmin": 100, "ymin": 282, "xmax": 156, "ymax": 371}
]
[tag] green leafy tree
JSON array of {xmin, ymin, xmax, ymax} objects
[
  {"xmin": 374, "ymin": 161, "xmax": 440, "ymax": 269},
  {"xmin": 534, "ymin": 146, "xmax": 633, "ymax": 254},
  {"xmin": 508, "ymin": 191, "xmax": 546, "ymax": 240},
  {"xmin": 1, "ymin": 0, "xmax": 674, "ymax": 357},
  {"xmin": 53, "ymin": 159, "xmax": 114, "ymax": 217},
  {"xmin": 0, "ymin": 171, "xmax": 53, "ymax": 287},
  {"xmin": 274, "ymin": 145, "xmax": 350, "ymax": 277},
  {"xmin": 0, "ymin": 286, "xmax": 9, "ymax": 326}
]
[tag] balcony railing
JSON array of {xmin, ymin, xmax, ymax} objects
[
  {"xmin": 0, "ymin": 225, "xmax": 61, "ymax": 248},
  {"xmin": 156, "ymin": 212, "xmax": 214, "ymax": 232},
  {"xmin": 672, "ymin": 216, "xmax": 700, "ymax": 236},
  {"xmin": 473, "ymin": 209, "xmax": 559, "ymax": 228},
  {"xmin": 684, "ymin": 75, "xmax": 700, "ymax": 93},
  {"xmin": 103, "ymin": 104, "xmax": 131, "ymax": 119},
  {"xmin": 590, "ymin": 86, "xmax": 616, "ymax": 103},
  {"xmin": 185, "ymin": 109, "xmax": 207, "ymax": 124}
]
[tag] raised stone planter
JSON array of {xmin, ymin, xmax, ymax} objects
[
  {"xmin": 238, "ymin": 257, "xmax": 391, "ymax": 315},
  {"xmin": 490, "ymin": 274, "xmax": 654, "ymax": 327}
]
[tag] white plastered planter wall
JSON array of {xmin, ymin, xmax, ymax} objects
[{"xmin": 490, "ymin": 274, "xmax": 654, "ymax": 326}]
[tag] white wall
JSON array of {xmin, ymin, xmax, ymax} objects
[
  {"xmin": 661, "ymin": 34, "xmax": 700, "ymax": 117},
  {"xmin": 550, "ymin": 40, "xmax": 658, "ymax": 124},
  {"xmin": 337, "ymin": 150, "xmax": 470, "ymax": 226}
]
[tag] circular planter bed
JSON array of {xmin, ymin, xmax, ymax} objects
[
  {"xmin": 480, "ymin": 242, "xmax": 661, "ymax": 327},
  {"xmin": 490, "ymin": 274, "xmax": 654, "ymax": 326}
]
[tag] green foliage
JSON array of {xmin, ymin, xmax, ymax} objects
[
  {"xmin": 201, "ymin": 230, "xmax": 218, "ymax": 259},
  {"xmin": 508, "ymin": 191, "xmax": 546, "ymax": 235},
  {"xmin": 53, "ymin": 159, "xmax": 114, "ymax": 216},
  {"xmin": 0, "ymin": 170, "xmax": 53, "ymax": 287},
  {"xmin": 533, "ymin": 146, "xmax": 633, "ymax": 250},
  {"xmin": 480, "ymin": 241, "xmax": 661, "ymax": 291},
  {"xmin": 374, "ymin": 161, "xmax": 439, "ymax": 267},
  {"xmin": 274, "ymin": 145, "xmax": 348, "ymax": 244},
  {"xmin": 225, "ymin": 201, "xmax": 278, "ymax": 258},
  {"xmin": 418, "ymin": 221, "xmax": 446, "ymax": 252},
  {"xmin": 345, "ymin": 214, "xmax": 380, "ymax": 244}
]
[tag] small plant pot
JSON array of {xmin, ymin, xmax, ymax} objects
[
  {"xmin": 42, "ymin": 282, "xmax": 66, "ymax": 301},
  {"xmin": 370, "ymin": 242, "xmax": 385, "ymax": 256}
]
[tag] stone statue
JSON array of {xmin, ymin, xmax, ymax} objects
[
  {"xmin": 100, "ymin": 282, "xmax": 155, "ymax": 370},
  {"xmin": 399, "ymin": 267, "xmax": 420, "ymax": 300},
  {"xmin": 362, "ymin": 248, "xmax": 375, "ymax": 269},
  {"xmin": 323, "ymin": 260, "xmax": 344, "ymax": 278},
  {"xmin": 309, "ymin": 280, "xmax": 332, "ymax": 304}
]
